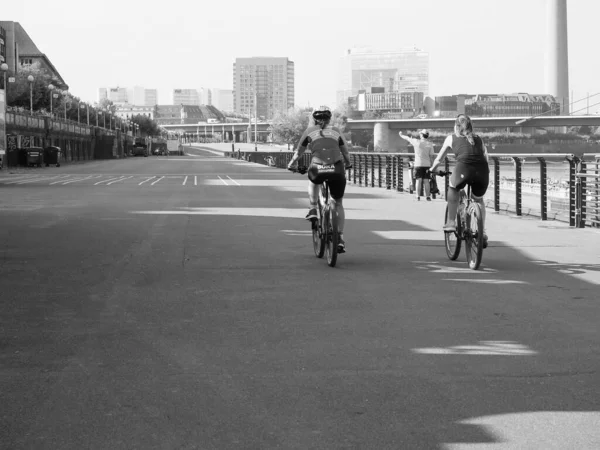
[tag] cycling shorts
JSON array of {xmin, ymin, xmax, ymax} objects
[
  {"xmin": 414, "ymin": 167, "xmax": 430, "ymax": 179},
  {"xmin": 308, "ymin": 160, "xmax": 347, "ymax": 200},
  {"xmin": 450, "ymin": 162, "xmax": 489, "ymax": 197}
]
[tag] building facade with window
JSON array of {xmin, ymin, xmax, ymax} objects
[
  {"xmin": 434, "ymin": 93, "xmax": 561, "ymax": 118},
  {"xmin": 0, "ymin": 21, "xmax": 68, "ymax": 88},
  {"xmin": 336, "ymin": 47, "xmax": 428, "ymax": 107},
  {"xmin": 233, "ymin": 57, "xmax": 294, "ymax": 119},
  {"xmin": 173, "ymin": 89, "xmax": 200, "ymax": 106},
  {"xmin": 212, "ymin": 88, "xmax": 234, "ymax": 113},
  {"xmin": 0, "ymin": 25, "xmax": 6, "ymax": 66}
]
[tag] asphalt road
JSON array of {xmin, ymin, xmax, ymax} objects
[{"xmin": 1, "ymin": 146, "xmax": 600, "ymax": 449}]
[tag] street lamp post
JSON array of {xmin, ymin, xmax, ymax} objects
[
  {"xmin": 103, "ymin": 110, "xmax": 106, "ymax": 128},
  {"xmin": 0, "ymin": 63, "xmax": 8, "ymax": 93},
  {"xmin": 62, "ymin": 90, "xmax": 68, "ymax": 120},
  {"xmin": 48, "ymin": 84, "xmax": 55, "ymax": 117},
  {"xmin": 27, "ymin": 75, "xmax": 34, "ymax": 114}
]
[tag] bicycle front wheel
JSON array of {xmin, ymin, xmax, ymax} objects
[
  {"xmin": 464, "ymin": 203, "xmax": 484, "ymax": 270},
  {"xmin": 312, "ymin": 213, "xmax": 325, "ymax": 259},
  {"xmin": 444, "ymin": 204, "xmax": 461, "ymax": 260},
  {"xmin": 325, "ymin": 207, "xmax": 338, "ymax": 267}
]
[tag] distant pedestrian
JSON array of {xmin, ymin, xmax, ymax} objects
[{"xmin": 399, "ymin": 129, "xmax": 435, "ymax": 201}]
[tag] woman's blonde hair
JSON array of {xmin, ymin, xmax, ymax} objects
[{"xmin": 454, "ymin": 114, "xmax": 475, "ymax": 145}]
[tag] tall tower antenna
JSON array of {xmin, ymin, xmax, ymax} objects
[{"xmin": 546, "ymin": 0, "xmax": 569, "ymax": 114}]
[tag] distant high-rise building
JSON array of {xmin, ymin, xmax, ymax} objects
[
  {"xmin": 99, "ymin": 86, "xmax": 128, "ymax": 104},
  {"xmin": 233, "ymin": 57, "xmax": 294, "ymax": 119},
  {"xmin": 212, "ymin": 88, "xmax": 234, "ymax": 113},
  {"xmin": 173, "ymin": 89, "xmax": 200, "ymax": 105},
  {"xmin": 144, "ymin": 89, "xmax": 158, "ymax": 106},
  {"xmin": 336, "ymin": 47, "xmax": 429, "ymax": 107},
  {"xmin": 198, "ymin": 87, "xmax": 212, "ymax": 106}
]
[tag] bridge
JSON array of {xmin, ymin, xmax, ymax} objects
[
  {"xmin": 2, "ymin": 143, "xmax": 600, "ymax": 448},
  {"xmin": 161, "ymin": 115, "xmax": 600, "ymax": 149}
]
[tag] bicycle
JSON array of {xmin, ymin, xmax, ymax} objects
[
  {"xmin": 288, "ymin": 165, "xmax": 351, "ymax": 267},
  {"xmin": 436, "ymin": 171, "xmax": 485, "ymax": 270}
]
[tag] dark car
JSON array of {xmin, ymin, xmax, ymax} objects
[{"xmin": 132, "ymin": 144, "xmax": 148, "ymax": 157}]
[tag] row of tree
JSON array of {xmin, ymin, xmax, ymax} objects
[{"xmin": 4, "ymin": 62, "xmax": 161, "ymax": 136}]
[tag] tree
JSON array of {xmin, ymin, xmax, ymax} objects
[
  {"xmin": 269, "ymin": 107, "xmax": 310, "ymax": 147},
  {"xmin": 5, "ymin": 61, "xmax": 65, "ymax": 113},
  {"xmin": 131, "ymin": 114, "xmax": 161, "ymax": 137}
]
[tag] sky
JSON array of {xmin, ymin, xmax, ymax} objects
[{"xmin": 3, "ymin": 0, "xmax": 599, "ymax": 112}]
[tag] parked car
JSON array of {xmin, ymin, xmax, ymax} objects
[{"xmin": 132, "ymin": 144, "xmax": 148, "ymax": 157}]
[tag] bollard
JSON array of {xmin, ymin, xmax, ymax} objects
[
  {"xmin": 537, "ymin": 157, "xmax": 547, "ymax": 221},
  {"xmin": 492, "ymin": 157, "xmax": 500, "ymax": 212},
  {"xmin": 512, "ymin": 157, "xmax": 522, "ymax": 216}
]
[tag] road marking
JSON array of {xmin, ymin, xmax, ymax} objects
[
  {"xmin": 151, "ymin": 176, "xmax": 164, "ymax": 186},
  {"xmin": 374, "ymin": 231, "xmax": 441, "ymax": 241},
  {"xmin": 443, "ymin": 279, "xmax": 527, "ymax": 284},
  {"xmin": 227, "ymin": 176, "xmax": 241, "ymax": 186},
  {"xmin": 107, "ymin": 176, "xmax": 132, "ymax": 185},
  {"xmin": 130, "ymin": 207, "xmax": 306, "ymax": 218},
  {"xmin": 194, "ymin": 176, "xmax": 197, "ymax": 186},
  {"xmin": 281, "ymin": 230, "xmax": 312, "ymax": 236},
  {"xmin": 217, "ymin": 175, "xmax": 229, "ymax": 186},
  {"xmin": 52, "ymin": 175, "xmax": 94, "ymax": 185},
  {"xmin": 183, "ymin": 176, "xmax": 188, "ymax": 186},
  {"xmin": 412, "ymin": 341, "xmax": 537, "ymax": 356},
  {"xmin": 414, "ymin": 263, "xmax": 499, "ymax": 274},
  {"xmin": 139, "ymin": 176, "xmax": 155, "ymax": 185},
  {"xmin": 12, "ymin": 175, "xmax": 66, "ymax": 184},
  {"xmin": 0, "ymin": 174, "xmax": 38, "ymax": 183},
  {"xmin": 95, "ymin": 177, "xmax": 123, "ymax": 185}
]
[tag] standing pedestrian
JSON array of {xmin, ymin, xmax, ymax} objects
[{"xmin": 399, "ymin": 129, "xmax": 435, "ymax": 200}]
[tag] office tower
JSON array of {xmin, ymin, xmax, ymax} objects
[{"xmin": 233, "ymin": 57, "xmax": 294, "ymax": 119}]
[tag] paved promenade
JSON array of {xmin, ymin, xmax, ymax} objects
[{"xmin": 1, "ymin": 146, "xmax": 599, "ymax": 449}]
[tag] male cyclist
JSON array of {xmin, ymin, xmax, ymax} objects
[
  {"xmin": 287, "ymin": 106, "xmax": 352, "ymax": 252},
  {"xmin": 430, "ymin": 114, "xmax": 490, "ymax": 247}
]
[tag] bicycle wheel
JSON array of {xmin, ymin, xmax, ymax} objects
[
  {"xmin": 312, "ymin": 205, "xmax": 325, "ymax": 258},
  {"xmin": 325, "ymin": 206, "xmax": 338, "ymax": 267},
  {"xmin": 464, "ymin": 202, "xmax": 484, "ymax": 270},
  {"xmin": 444, "ymin": 204, "xmax": 461, "ymax": 260}
]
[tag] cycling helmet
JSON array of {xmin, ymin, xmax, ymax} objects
[{"xmin": 312, "ymin": 105, "xmax": 332, "ymax": 121}]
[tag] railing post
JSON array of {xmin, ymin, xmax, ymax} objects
[
  {"xmin": 377, "ymin": 155, "xmax": 383, "ymax": 188},
  {"xmin": 567, "ymin": 155, "xmax": 578, "ymax": 227},
  {"xmin": 386, "ymin": 156, "xmax": 391, "ymax": 190},
  {"xmin": 392, "ymin": 156, "xmax": 397, "ymax": 189},
  {"xmin": 396, "ymin": 156, "xmax": 403, "ymax": 192},
  {"xmin": 370, "ymin": 155, "xmax": 375, "ymax": 187},
  {"xmin": 537, "ymin": 157, "xmax": 547, "ymax": 221},
  {"xmin": 358, "ymin": 154, "xmax": 363, "ymax": 186},
  {"xmin": 579, "ymin": 160, "xmax": 587, "ymax": 228},
  {"xmin": 352, "ymin": 154, "xmax": 357, "ymax": 184},
  {"xmin": 365, "ymin": 154, "xmax": 369, "ymax": 187},
  {"xmin": 492, "ymin": 157, "xmax": 500, "ymax": 212},
  {"xmin": 512, "ymin": 157, "xmax": 522, "ymax": 216}
]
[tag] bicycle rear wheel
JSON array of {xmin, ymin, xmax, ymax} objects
[
  {"xmin": 464, "ymin": 203, "xmax": 484, "ymax": 270},
  {"xmin": 312, "ymin": 210, "xmax": 325, "ymax": 259},
  {"xmin": 444, "ymin": 204, "xmax": 461, "ymax": 260},
  {"xmin": 325, "ymin": 206, "xmax": 338, "ymax": 267}
]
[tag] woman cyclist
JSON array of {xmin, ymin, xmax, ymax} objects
[
  {"xmin": 287, "ymin": 106, "xmax": 352, "ymax": 252},
  {"xmin": 430, "ymin": 114, "xmax": 490, "ymax": 247}
]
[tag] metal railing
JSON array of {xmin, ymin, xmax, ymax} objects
[{"xmin": 225, "ymin": 150, "xmax": 600, "ymax": 228}]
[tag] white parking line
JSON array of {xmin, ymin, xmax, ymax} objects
[
  {"xmin": 151, "ymin": 176, "xmax": 164, "ymax": 186},
  {"xmin": 107, "ymin": 176, "xmax": 132, "ymax": 185},
  {"xmin": 11, "ymin": 175, "xmax": 67, "ymax": 185},
  {"xmin": 227, "ymin": 176, "xmax": 241, "ymax": 186},
  {"xmin": 94, "ymin": 177, "xmax": 123, "ymax": 186},
  {"xmin": 217, "ymin": 175, "xmax": 229, "ymax": 186},
  {"xmin": 139, "ymin": 176, "xmax": 155, "ymax": 185},
  {"xmin": 194, "ymin": 176, "xmax": 197, "ymax": 186},
  {"xmin": 183, "ymin": 176, "xmax": 188, "ymax": 186},
  {"xmin": 50, "ymin": 175, "xmax": 94, "ymax": 185},
  {"xmin": 0, "ymin": 174, "xmax": 39, "ymax": 183}
]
